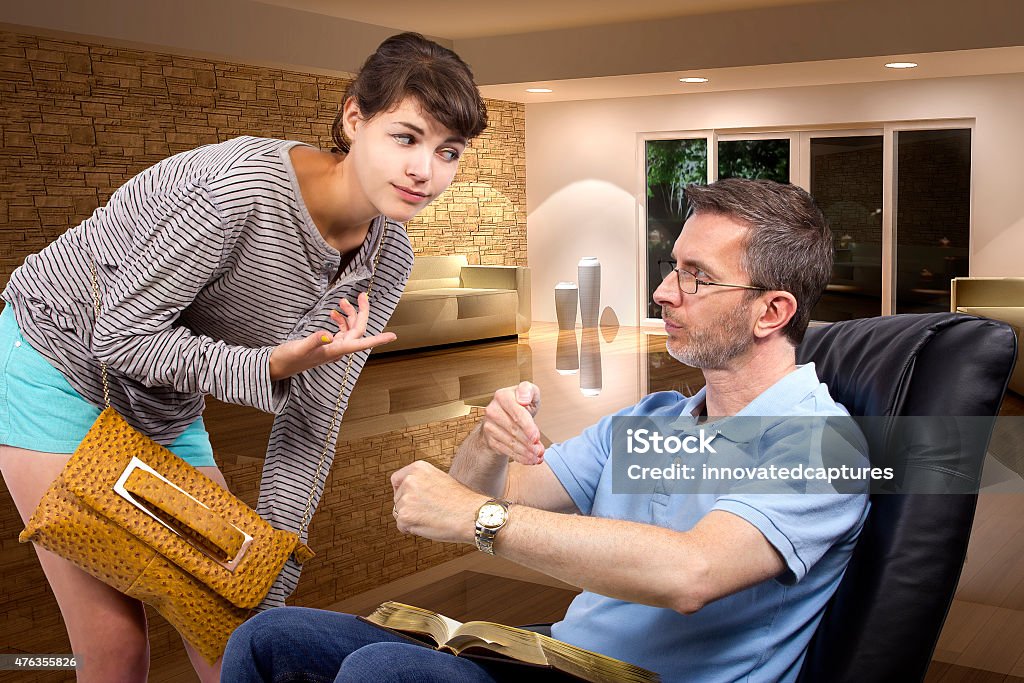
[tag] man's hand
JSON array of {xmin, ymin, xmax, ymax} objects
[
  {"xmin": 391, "ymin": 461, "xmax": 488, "ymax": 544},
  {"xmin": 479, "ymin": 382, "xmax": 545, "ymax": 465},
  {"xmin": 269, "ymin": 293, "xmax": 396, "ymax": 381}
]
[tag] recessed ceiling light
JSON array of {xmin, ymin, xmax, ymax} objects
[
  {"xmin": 679, "ymin": 77, "xmax": 710, "ymax": 83},
  {"xmin": 526, "ymin": 88, "xmax": 553, "ymax": 93},
  {"xmin": 885, "ymin": 62, "xmax": 918, "ymax": 69}
]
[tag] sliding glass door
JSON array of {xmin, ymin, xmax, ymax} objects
[
  {"xmin": 717, "ymin": 134, "xmax": 793, "ymax": 183},
  {"xmin": 642, "ymin": 133, "xmax": 794, "ymax": 321},
  {"xmin": 643, "ymin": 136, "xmax": 708, "ymax": 319},
  {"xmin": 806, "ymin": 132, "xmax": 884, "ymax": 321},
  {"xmin": 893, "ymin": 128, "xmax": 972, "ymax": 314}
]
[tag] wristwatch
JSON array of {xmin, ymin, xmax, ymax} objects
[{"xmin": 474, "ymin": 498, "xmax": 510, "ymax": 555}]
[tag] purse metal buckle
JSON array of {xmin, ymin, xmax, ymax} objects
[{"xmin": 113, "ymin": 456, "xmax": 253, "ymax": 572}]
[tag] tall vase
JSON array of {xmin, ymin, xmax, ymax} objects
[{"xmin": 578, "ymin": 257, "xmax": 601, "ymax": 328}]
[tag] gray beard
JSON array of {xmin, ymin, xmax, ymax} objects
[{"xmin": 665, "ymin": 306, "xmax": 753, "ymax": 370}]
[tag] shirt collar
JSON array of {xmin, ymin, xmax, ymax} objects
[{"xmin": 672, "ymin": 363, "xmax": 822, "ymax": 443}]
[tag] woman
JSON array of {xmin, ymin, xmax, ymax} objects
[{"xmin": 0, "ymin": 32, "xmax": 487, "ymax": 682}]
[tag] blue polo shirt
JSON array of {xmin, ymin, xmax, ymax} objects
[{"xmin": 545, "ymin": 363, "xmax": 869, "ymax": 683}]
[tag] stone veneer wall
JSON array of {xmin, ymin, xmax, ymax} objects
[{"xmin": 0, "ymin": 29, "xmax": 526, "ymax": 289}]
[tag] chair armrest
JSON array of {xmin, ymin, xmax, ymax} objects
[
  {"xmin": 460, "ymin": 266, "xmax": 531, "ymax": 333},
  {"xmin": 461, "ymin": 265, "xmax": 518, "ymax": 289}
]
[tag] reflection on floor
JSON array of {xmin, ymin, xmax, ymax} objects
[{"xmin": 1, "ymin": 322, "xmax": 1022, "ymax": 682}]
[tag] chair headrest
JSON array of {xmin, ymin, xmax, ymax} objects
[
  {"xmin": 797, "ymin": 313, "xmax": 1015, "ymax": 418},
  {"xmin": 798, "ymin": 312, "xmax": 1017, "ymax": 488}
]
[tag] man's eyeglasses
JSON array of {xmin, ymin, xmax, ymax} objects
[{"xmin": 657, "ymin": 260, "xmax": 768, "ymax": 295}]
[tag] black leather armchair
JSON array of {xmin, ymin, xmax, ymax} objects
[{"xmin": 795, "ymin": 313, "xmax": 1017, "ymax": 682}]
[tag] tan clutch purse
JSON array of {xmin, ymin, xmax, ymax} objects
[{"xmin": 20, "ymin": 408, "xmax": 314, "ymax": 662}]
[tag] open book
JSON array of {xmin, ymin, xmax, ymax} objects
[{"xmin": 363, "ymin": 601, "xmax": 661, "ymax": 683}]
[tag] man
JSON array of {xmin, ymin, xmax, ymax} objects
[{"xmin": 223, "ymin": 178, "xmax": 869, "ymax": 683}]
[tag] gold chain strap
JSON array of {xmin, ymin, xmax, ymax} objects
[
  {"xmin": 88, "ymin": 225, "xmax": 390, "ymax": 539},
  {"xmin": 297, "ymin": 226, "xmax": 389, "ymax": 534},
  {"xmin": 88, "ymin": 258, "xmax": 112, "ymax": 409}
]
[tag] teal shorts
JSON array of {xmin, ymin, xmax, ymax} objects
[{"xmin": 0, "ymin": 304, "xmax": 216, "ymax": 467}]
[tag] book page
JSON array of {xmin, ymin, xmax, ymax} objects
[
  {"xmin": 540, "ymin": 634, "xmax": 661, "ymax": 683},
  {"xmin": 366, "ymin": 602, "xmax": 660, "ymax": 682},
  {"xmin": 365, "ymin": 602, "xmax": 460, "ymax": 646},
  {"xmin": 436, "ymin": 612, "xmax": 464, "ymax": 638},
  {"xmin": 446, "ymin": 622, "xmax": 549, "ymax": 665}
]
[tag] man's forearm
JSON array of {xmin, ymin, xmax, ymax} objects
[
  {"xmin": 492, "ymin": 506, "xmax": 786, "ymax": 616},
  {"xmin": 448, "ymin": 426, "xmax": 509, "ymax": 498},
  {"xmin": 495, "ymin": 506, "xmax": 705, "ymax": 614}
]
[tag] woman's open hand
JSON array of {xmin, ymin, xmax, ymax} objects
[{"xmin": 268, "ymin": 292, "xmax": 396, "ymax": 380}]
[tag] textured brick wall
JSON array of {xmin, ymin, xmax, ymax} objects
[
  {"xmin": 408, "ymin": 104, "xmax": 527, "ymax": 265},
  {"xmin": 0, "ymin": 29, "xmax": 526, "ymax": 289}
]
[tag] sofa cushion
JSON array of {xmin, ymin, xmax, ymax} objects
[
  {"xmin": 381, "ymin": 255, "xmax": 530, "ymax": 352},
  {"xmin": 384, "ymin": 288, "xmax": 520, "ymax": 352},
  {"xmin": 956, "ymin": 306, "xmax": 1024, "ymax": 335},
  {"xmin": 389, "ymin": 288, "xmax": 517, "ymax": 325},
  {"xmin": 403, "ymin": 255, "xmax": 467, "ymax": 292}
]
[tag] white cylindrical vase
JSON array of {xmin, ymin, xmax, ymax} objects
[
  {"xmin": 554, "ymin": 281, "xmax": 579, "ymax": 331},
  {"xmin": 577, "ymin": 257, "xmax": 601, "ymax": 328}
]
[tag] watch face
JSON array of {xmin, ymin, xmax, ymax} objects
[{"xmin": 478, "ymin": 502, "xmax": 507, "ymax": 529}]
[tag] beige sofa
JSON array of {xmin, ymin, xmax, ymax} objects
[
  {"xmin": 951, "ymin": 277, "xmax": 1023, "ymax": 395},
  {"xmin": 381, "ymin": 255, "xmax": 531, "ymax": 353}
]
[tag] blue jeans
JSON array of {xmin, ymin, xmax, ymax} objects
[{"xmin": 222, "ymin": 607, "xmax": 499, "ymax": 683}]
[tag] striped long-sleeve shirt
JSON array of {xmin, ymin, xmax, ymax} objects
[{"xmin": 3, "ymin": 136, "xmax": 414, "ymax": 606}]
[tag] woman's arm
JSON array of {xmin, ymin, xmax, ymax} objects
[{"xmin": 90, "ymin": 181, "xmax": 292, "ymax": 413}]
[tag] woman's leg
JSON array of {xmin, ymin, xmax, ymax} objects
[
  {"xmin": 0, "ymin": 445, "xmax": 150, "ymax": 683},
  {"xmin": 179, "ymin": 464, "xmax": 230, "ymax": 683}
]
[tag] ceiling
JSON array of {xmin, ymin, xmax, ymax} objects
[
  {"xmin": 252, "ymin": 0, "xmax": 841, "ymax": 39},
  {"xmin": 3, "ymin": 0, "xmax": 1022, "ymax": 103},
  {"xmin": 252, "ymin": 0, "xmax": 1024, "ymax": 101},
  {"xmin": 479, "ymin": 46, "xmax": 1024, "ymax": 103}
]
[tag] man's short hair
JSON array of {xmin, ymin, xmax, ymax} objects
[{"xmin": 685, "ymin": 179, "xmax": 832, "ymax": 345}]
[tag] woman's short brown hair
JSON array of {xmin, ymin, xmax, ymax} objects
[{"xmin": 331, "ymin": 32, "xmax": 488, "ymax": 153}]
